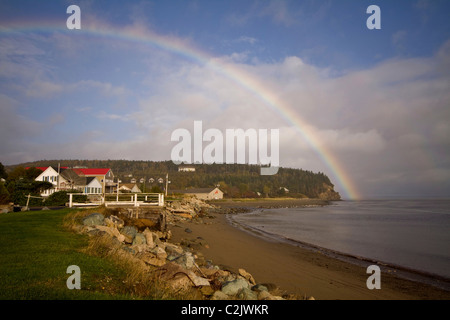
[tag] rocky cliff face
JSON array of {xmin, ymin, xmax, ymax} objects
[{"xmin": 318, "ymin": 183, "xmax": 341, "ymax": 201}]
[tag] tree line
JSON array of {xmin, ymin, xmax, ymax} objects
[{"xmin": 2, "ymin": 160, "xmax": 340, "ymax": 201}]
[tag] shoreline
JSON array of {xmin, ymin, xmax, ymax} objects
[
  {"xmin": 170, "ymin": 198, "xmax": 450, "ymax": 300},
  {"xmin": 227, "ymin": 211, "xmax": 450, "ymax": 293}
]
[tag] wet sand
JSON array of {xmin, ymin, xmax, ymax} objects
[{"xmin": 170, "ymin": 199, "xmax": 450, "ymax": 300}]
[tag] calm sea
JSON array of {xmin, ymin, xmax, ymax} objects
[{"xmin": 230, "ymin": 200, "xmax": 450, "ymax": 285}]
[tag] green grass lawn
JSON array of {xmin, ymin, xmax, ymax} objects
[{"xmin": 0, "ymin": 209, "xmax": 139, "ymax": 299}]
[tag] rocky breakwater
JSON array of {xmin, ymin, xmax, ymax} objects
[{"xmin": 75, "ymin": 197, "xmax": 312, "ymax": 300}]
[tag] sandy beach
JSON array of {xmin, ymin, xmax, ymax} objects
[{"xmin": 170, "ymin": 199, "xmax": 450, "ymax": 300}]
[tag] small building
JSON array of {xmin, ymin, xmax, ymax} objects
[
  {"xmin": 178, "ymin": 166, "xmax": 196, "ymax": 172},
  {"xmin": 118, "ymin": 183, "xmax": 142, "ymax": 193},
  {"xmin": 172, "ymin": 187, "xmax": 223, "ymax": 200},
  {"xmin": 279, "ymin": 187, "xmax": 290, "ymax": 193}
]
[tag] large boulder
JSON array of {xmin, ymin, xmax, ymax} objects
[
  {"xmin": 221, "ymin": 278, "xmax": 250, "ymax": 296},
  {"xmin": 173, "ymin": 252, "xmax": 195, "ymax": 270},
  {"xmin": 120, "ymin": 225, "xmax": 137, "ymax": 243},
  {"xmin": 94, "ymin": 225, "xmax": 125, "ymax": 243},
  {"xmin": 82, "ymin": 213, "xmax": 105, "ymax": 226},
  {"xmin": 164, "ymin": 243, "xmax": 184, "ymax": 256},
  {"xmin": 142, "ymin": 228, "xmax": 155, "ymax": 248}
]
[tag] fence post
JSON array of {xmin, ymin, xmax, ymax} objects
[
  {"xmin": 69, "ymin": 194, "xmax": 73, "ymax": 208},
  {"xmin": 134, "ymin": 194, "xmax": 138, "ymax": 207},
  {"xmin": 25, "ymin": 194, "xmax": 30, "ymax": 211}
]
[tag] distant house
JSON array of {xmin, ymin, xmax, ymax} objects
[
  {"xmin": 178, "ymin": 166, "xmax": 196, "ymax": 172},
  {"xmin": 118, "ymin": 183, "xmax": 142, "ymax": 193},
  {"xmin": 172, "ymin": 187, "xmax": 223, "ymax": 200},
  {"xmin": 279, "ymin": 187, "xmax": 290, "ymax": 193},
  {"xmin": 130, "ymin": 178, "xmax": 137, "ymax": 184}
]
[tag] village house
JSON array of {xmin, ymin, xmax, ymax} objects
[
  {"xmin": 116, "ymin": 183, "xmax": 142, "ymax": 193},
  {"xmin": 178, "ymin": 166, "xmax": 196, "ymax": 172},
  {"xmin": 33, "ymin": 166, "xmax": 69, "ymax": 197},
  {"xmin": 171, "ymin": 187, "xmax": 223, "ymax": 200},
  {"xmin": 29, "ymin": 166, "xmax": 115, "ymax": 196},
  {"xmin": 72, "ymin": 168, "xmax": 115, "ymax": 193}
]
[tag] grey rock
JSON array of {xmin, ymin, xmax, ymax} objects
[
  {"xmin": 120, "ymin": 225, "xmax": 137, "ymax": 243},
  {"xmin": 142, "ymin": 228, "xmax": 155, "ymax": 248},
  {"xmin": 82, "ymin": 213, "xmax": 105, "ymax": 226},
  {"xmin": 221, "ymin": 278, "xmax": 250, "ymax": 296},
  {"xmin": 164, "ymin": 243, "xmax": 184, "ymax": 255},
  {"xmin": 173, "ymin": 251, "xmax": 195, "ymax": 270},
  {"xmin": 237, "ymin": 288, "xmax": 258, "ymax": 300},
  {"xmin": 132, "ymin": 232, "xmax": 147, "ymax": 246},
  {"xmin": 251, "ymin": 284, "xmax": 268, "ymax": 292}
]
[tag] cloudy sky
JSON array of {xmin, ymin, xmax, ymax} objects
[{"xmin": 1, "ymin": 0, "xmax": 449, "ymax": 199}]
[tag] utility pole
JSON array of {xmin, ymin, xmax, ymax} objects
[
  {"xmin": 165, "ymin": 173, "xmax": 169, "ymax": 197},
  {"xmin": 57, "ymin": 163, "xmax": 60, "ymax": 191}
]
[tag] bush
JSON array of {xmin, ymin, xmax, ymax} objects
[{"xmin": 45, "ymin": 190, "xmax": 88, "ymax": 206}]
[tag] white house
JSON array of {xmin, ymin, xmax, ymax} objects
[
  {"xmin": 117, "ymin": 183, "xmax": 142, "ymax": 193},
  {"xmin": 172, "ymin": 187, "xmax": 223, "ymax": 200},
  {"xmin": 178, "ymin": 166, "xmax": 196, "ymax": 172},
  {"xmin": 83, "ymin": 177, "xmax": 103, "ymax": 194},
  {"xmin": 34, "ymin": 166, "xmax": 69, "ymax": 197}
]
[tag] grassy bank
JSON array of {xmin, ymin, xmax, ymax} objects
[{"xmin": 0, "ymin": 208, "xmax": 176, "ymax": 300}]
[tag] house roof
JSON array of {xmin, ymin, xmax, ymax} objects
[
  {"xmin": 73, "ymin": 168, "xmax": 111, "ymax": 176},
  {"xmin": 120, "ymin": 183, "xmax": 138, "ymax": 189},
  {"xmin": 85, "ymin": 177, "xmax": 99, "ymax": 185}
]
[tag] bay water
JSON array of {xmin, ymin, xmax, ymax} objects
[{"xmin": 231, "ymin": 200, "xmax": 450, "ymax": 284}]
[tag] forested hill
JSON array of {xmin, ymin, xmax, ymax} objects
[{"xmin": 7, "ymin": 160, "xmax": 341, "ymax": 200}]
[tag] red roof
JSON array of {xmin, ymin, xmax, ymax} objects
[{"xmin": 73, "ymin": 168, "xmax": 111, "ymax": 176}]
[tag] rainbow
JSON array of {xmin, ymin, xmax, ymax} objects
[{"xmin": 0, "ymin": 20, "xmax": 360, "ymax": 200}]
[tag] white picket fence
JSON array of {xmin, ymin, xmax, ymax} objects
[{"xmin": 68, "ymin": 193, "xmax": 164, "ymax": 208}]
